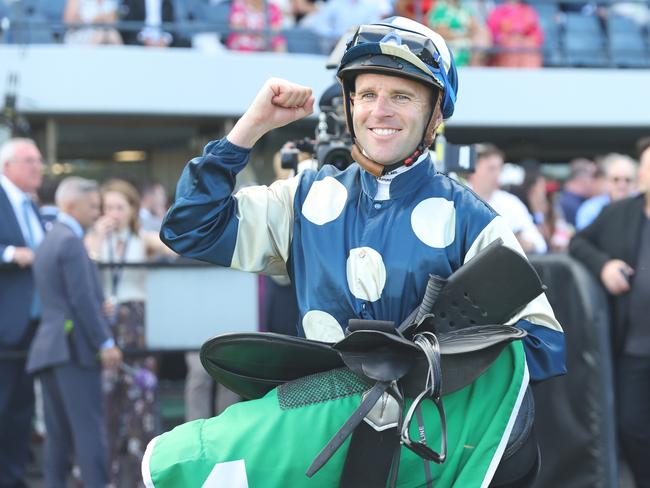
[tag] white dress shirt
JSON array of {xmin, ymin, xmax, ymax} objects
[
  {"xmin": 1, "ymin": 174, "xmax": 44, "ymax": 262},
  {"xmin": 487, "ymin": 189, "xmax": 548, "ymax": 254}
]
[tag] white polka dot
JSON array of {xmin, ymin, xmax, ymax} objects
[
  {"xmin": 411, "ymin": 198, "xmax": 456, "ymax": 248},
  {"xmin": 301, "ymin": 177, "xmax": 348, "ymax": 225},
  {"xmin": 346, "ymin": 247, "xmax": 386, "ymax": 302},
  {"xmin": 302, "ymin": 310, "xmax": 345, "ymax": 342}
]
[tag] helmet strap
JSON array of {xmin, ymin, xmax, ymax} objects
[
  {"xmin": 351, "ymin": 143, "xmax": 385, "ymax": 177},
  {"xmin": 378, "ymin": 142, "xmax": 428, "ymax": 175}
]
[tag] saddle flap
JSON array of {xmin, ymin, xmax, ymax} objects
[
  {"xmin": 333, "ymin": 329, "xmax": 420, "ymax": 383},
  {"xmin": 422, "ymin": 240, "xmax": 544, "ymax": 334},
  {"xmin": 437, "ymin": 324, "xmax": 527, "ymax": 355},
  {"xmin": 347, "ymin": 319, "xmax": 396, "ymax": 334},
  {"xmin": 200, "ymin": 332, "xmax": 343, "ymax": 400}
]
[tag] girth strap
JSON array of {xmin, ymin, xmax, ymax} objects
[
  {"xmin": 306, "ymin": 381, "xmax": 390, "ymax": 478},
  {"xmin": 340, "ymin": 421, "xmax": 399, "ymax": 488}
]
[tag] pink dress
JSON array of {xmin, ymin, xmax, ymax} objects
[
  {"xmin": 487, "ymin": 2, "xmax": 544, "ymax": 67},
  {"xmin": 226, "ymin": 0, "xmax": 286, "ymax": 52}
]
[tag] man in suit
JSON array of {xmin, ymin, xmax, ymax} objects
[
  {"xmin": 570, "ymin": 137, "xmax": 650, "ymax": 488},
  {"xmin": 0, "ymin": 137, "xmax": 44, "ymax": 488},
  {"xmin": 119, "ymin": 0, "xmax": 190, "ymax": 47},
  {"xmin": 27, "ymin": 177, "xmax": 122, "ymax": 487}
]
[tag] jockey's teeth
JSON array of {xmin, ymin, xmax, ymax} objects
[{"xmin": 372, "ymin": 128, "xmax": 399, "ymax": 136}]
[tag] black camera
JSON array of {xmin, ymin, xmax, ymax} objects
[
  {"xmin": 281, "ymin": 83, "xmax": 354, "ymax": 172},
  {"xmin": 434, "ymin": 133, "xmax": 477, "ymax": 175}
]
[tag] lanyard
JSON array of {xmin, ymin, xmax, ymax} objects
[{"xmin": 107, "ymin": 232, "xmax": 132, "ymax": 299}]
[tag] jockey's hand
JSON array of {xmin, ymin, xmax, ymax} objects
[{"xmin": 228, "ymin": 78, "xmax": 314, "ymax": 149}]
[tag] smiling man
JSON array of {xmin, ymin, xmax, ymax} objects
[
  {"xmin": 351, "ymin": 73, "xmax": 432, "ymax": 165},
  {"xmin": 151, "ymin": 16, "xmax": 566, "ymax": 487}
]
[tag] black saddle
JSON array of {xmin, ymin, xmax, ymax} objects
[{"xmin": 200, "ymin": 239, "xmax": 545, "ymax": 486}]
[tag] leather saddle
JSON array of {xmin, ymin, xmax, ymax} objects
[{"xmin": 200, "ymin": 239, "xmax": 545, "ymax": 485}]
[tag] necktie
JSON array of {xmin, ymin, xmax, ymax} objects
[
  {"xmin": 21, "ymin": 197, "xmax": 36, "ymax": 249},
  {"xmin": 22, "ymin": 196, "xmax": 40, "ymax": 319}
]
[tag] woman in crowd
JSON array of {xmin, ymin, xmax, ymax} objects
[
  {"xmin": 394, "ymin": 0, "xmax": 436, "ymax": 23},
  {"xmin": 63, "ymin": 0, "xmax": 122, "ymax": 45},
  {"xmin": 486, "ymin": 0, "xmax": 544, "ymax": 67},
  {"xmin": 427, "ymin": 0, "xmax": 492, "ymax": 66},
  {"xmin": 509, "ymin": 162, "xmax": 572, "ymax": 252},
  {"xmin": 226, "ymin": 0, "xmax": 287, "ymax": 52},
  {"xmin": 85, "ymin": 178, "xmax": 171, "ymax": 485}
]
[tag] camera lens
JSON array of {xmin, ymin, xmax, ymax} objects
[
  {"xmin": 320, "ymin": 146, "xmax": 354, "ymax": 171},
  {"xmin": 280, "ymin": 148, "xmax": 299, "ymax": 170}
]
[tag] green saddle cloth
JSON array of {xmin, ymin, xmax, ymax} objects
[{"xmin": 142, "ymin": 341, "xmax": 527, "ymax": 488}]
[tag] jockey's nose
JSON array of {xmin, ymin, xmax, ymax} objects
[{"xmin": 371, "ymin": 94, "xmax": 395, "ymax": 118}]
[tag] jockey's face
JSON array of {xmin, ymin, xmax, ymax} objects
[{"xmin": 351, "ymin": 73, "xmax": 431, "ymax": 165}]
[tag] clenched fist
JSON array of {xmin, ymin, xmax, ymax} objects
[{"xmin": 228, "ymin": 78, "xmax": 315, "ymax": 149}]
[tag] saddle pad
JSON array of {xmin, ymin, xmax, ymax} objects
[{"xmin": 144, "ymin": 342, "xmax": 528, "ymax": 488}]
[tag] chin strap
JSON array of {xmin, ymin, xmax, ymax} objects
[
  {"xmin": 352, "ymin": 142, "xmax": 428, "ymax": 178},
  {"xmin": 380, "ymin": 143, "xmax": 428, "ymax": 175},
  {"xmin": 351, "ymin": 144, "xmax": 387, "ymax": 177},
  {"xmin": 352, "ymin": 138, "xmax": 433, "ymax": 177}
]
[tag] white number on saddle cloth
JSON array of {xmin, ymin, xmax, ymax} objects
[{"xmin": 202, "ymin": 459, "xmax": 249, "ymax": 487}]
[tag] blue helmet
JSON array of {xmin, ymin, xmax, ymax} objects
[{"xmin": 337, "ymin": 16, "xmax": 458, "ymax": 121}]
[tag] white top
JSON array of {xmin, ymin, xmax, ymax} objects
[
  {"xmin": 100, "ymin": 228, "xmax": 148, "ymax": 303},
  {"xmin": 64, "ymin": 0, "xmax": 119, "ymax": 44},
  {"xmin": 301, "ymin": 0, "xmax": 388, "ymax": 39},
  {"xmin": 77, "ymin": 0, "xmax": 118, "ymax": 23},
  {"xmin": 488, "ymin": 189, "xmax": 548, "ymax": 254}
]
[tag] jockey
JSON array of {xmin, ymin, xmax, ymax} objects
[{"xmin": 146, "ymin": 16, "xmax": 566, "ymax": 487}]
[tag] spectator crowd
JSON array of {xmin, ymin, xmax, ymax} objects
[
  {"xmin": 0, "ymin": 137, "xmax": 177, "ymax": 487},
  {"xmin": 1, "ymin": 0, "xmax": 648, "ymax": 67}
]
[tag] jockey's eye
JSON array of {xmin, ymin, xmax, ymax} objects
[
  {"xmin": 353, "ymin": 91, "xmax": 377, "ymax": 103},
  {"xmin": 393, "ymin": 94, "xmax": 411, "ymax": 103}
]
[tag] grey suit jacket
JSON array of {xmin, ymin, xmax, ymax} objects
[{"xmin": 27, "ymin": 221, "xmax": 112, "ymax": 373}]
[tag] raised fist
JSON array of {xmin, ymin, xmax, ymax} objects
[{"xmin": 228, "ymin": 78, "xmax": 315, "ymax": 149}]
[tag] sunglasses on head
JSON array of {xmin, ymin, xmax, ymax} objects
[{"xmin": 349, "ymin": 24, "xmax": 442, "ymax": 70}]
